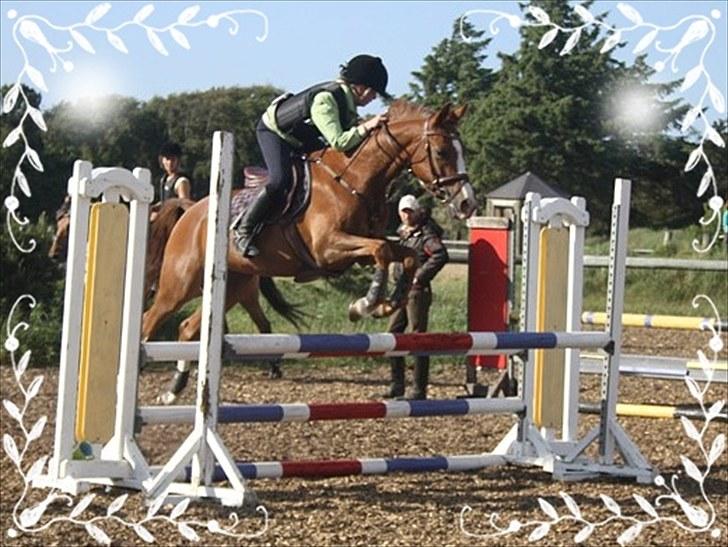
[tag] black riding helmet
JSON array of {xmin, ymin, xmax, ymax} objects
[
  {"xmin": 159, "ymin": 141, "xmax": 182, "ymax": 158},
  {"xmin": 340, "ymin": 54, "xmax": 391, "ymax": 99}
]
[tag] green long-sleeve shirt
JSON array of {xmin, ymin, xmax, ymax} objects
[{"xmin": 262, "ymin": 80, "xmax": 366, "ymax": 151}]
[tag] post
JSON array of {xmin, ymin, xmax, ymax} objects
[{"xmin": 599, "ymin": 179, "xmax": 630, "ymax": 461}]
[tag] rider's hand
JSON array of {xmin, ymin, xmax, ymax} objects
[{"xmin": 361, "ymin": 114, "xmax": 388, "ymax": 132}]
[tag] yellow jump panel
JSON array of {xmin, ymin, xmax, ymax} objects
[
  {"xmin": 533, "ymin": 227, "xmax": 569, "ymax": 429},
  {"xmin": 75, "ymin": 203, "xmax": 129, "ymax": 444}
]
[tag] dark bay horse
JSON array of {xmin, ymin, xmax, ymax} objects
[{"xmin": 142, "ymin": 101, "xmax": 476, "ymax": 401}]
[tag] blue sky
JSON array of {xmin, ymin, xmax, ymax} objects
[{"xmin": 1, "ymin": 1, "xmax": 726, "ymax": 122}]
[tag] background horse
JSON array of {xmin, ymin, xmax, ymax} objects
[
  {"xmin": 143, "ymin": 101, "xmax": 476, "ymax": 402},
  {"xmin": 50, "ymin": 197, "xmax": 196, "ymax": 300}
]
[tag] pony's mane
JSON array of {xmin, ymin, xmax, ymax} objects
[{"xmin": 387, "ymin": 99, "xmax": 433, "ymax": 120}]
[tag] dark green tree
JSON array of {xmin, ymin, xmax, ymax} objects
[
  {"xmin": 409, "ymin": 18, "xmax": 494, "ymax": 108},
  {"xmin": 146, "ymin": 85, "xmax": 281, "ymax": 194},
  {"xmin": 460, "ymin": 0, "xmax": 695, "ymax": 228}
]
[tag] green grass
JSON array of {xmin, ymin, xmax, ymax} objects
[{"xmin": 585, "ymin": 225, "xmax": 728, "ymax": 260}]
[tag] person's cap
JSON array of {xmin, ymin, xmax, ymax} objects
[
  {"xmin": 159, "ymin": 141, "xmax": 182, "ymax": 157},
  {"xmin": 340, "ymin": 54, "xmax": 391, "ymax": 99},
  {"xmin": 398, "ymin": 194, "xmax": 422, "ymax": 213}
]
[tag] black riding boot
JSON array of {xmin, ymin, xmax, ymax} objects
[
  {"xmin": 407, "ymin": 357, "xmax": 429, "ymax": 400},
  {"xmin": 382, "ymin": 357, "xmax": 405, "ymax": 398},
  {"xmin": 232, "ymin": 187, "xmax": 274, "ymax": 258}
]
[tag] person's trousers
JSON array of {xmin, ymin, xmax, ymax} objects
[
  {"xmin": 255, "ymin": 119, "xmax": 293, "ymax": 207},
  {"xmin": 387, "ymin": 287, "xmax": 432, "ymax": 394}
]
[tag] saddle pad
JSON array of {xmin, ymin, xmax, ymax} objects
[{"xmin": 230, "ymin": 158, "xmax": 311, "ymax": 228}]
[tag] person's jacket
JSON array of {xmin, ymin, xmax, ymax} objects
[
  {"xmin": 395, "ymin": 213, "xmax": 449, "ymax": 290},
  {"xmin": 158, "ymin": 171, "xmax": 196, "ymax": 201}
]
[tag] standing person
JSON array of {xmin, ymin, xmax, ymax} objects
[
  {"xmin": 158, "ymin": 141, "xmax": 194, "ymax": 202},
  {"xmin": 232, "ymin": 54, "xmax": 391, "ymax": 258},
  {"xmin": 383, "ymin": 195, "xmax": 449, "ymax": 400}
]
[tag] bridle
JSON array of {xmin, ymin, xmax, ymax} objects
[
  {"xmin": 379, "ymin": 119, "xmax": 469, "ymax": 205},
  {"xmin": 313, "ymin": 115, "xmax": 469, "ymax": 206}
]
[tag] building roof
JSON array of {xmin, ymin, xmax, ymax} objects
[{"xmin": 486, "ymin": 171, "xmax": 568, "ymax": 200}]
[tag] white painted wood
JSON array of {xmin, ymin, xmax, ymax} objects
[
  {"xmin": 600, "ymin": 179, "xmax": 631, "ymax": 462},
  {"xmin": 107, "ymin": 167, "xmax": 152, "ymax": 462},
  {"xmin": 563, "ymin": 196, "xmax": 587, "ymax": 442},
  {"xmin": 52, "ymin": 160, "xmax": 93, "ymax": 478}
]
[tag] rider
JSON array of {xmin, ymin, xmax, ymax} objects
[
  {"xmin": 232, "ymin": 54, "xmax": 392, "ymax": 258},
  {"xmin": 158, "ymin": 141, "xmax": 194, "ymax": 202}
]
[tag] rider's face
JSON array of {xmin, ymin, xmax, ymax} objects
[{"xmin": 352, "ymin": 85, "xmax": 377, "ymax": 106}]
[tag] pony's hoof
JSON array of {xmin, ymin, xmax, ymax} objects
[
  {"xmin": 268, "ymin": 362, "xmax": 283, "ymax": 379},
  {"xmin": 169, "ymin": 369, "xmax": 190, "ymax": 395},
  {"xmin": 348, "ymin": 297, "xmax": 371, "ymax": 322},
  {"xmin": 371, "ymin": 301, "xmax": 397, "ymax": 318},
  {"xmin": 156, "ymin": 391, "xmax": 177, "ymax": 405}
]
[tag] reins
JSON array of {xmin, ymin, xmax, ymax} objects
[{"xmin": 311, "ymin": 114, "xmax": 469, "ymax": 206}]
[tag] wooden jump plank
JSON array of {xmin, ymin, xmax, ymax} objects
[
  {"xmin": 75, "ymin": 203, "xmax": 129, "ymax": 444},
  {"xmin": 534, "ymin": 227, "xmax": 569, "ymax": 428}
]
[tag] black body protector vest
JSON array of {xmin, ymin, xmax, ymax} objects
[
  {"xmin": 274, "ymin": 81, "xmax": 354, "ymax": 153},
  {"xmin": 158, "ymin": 171, "xmax": 195, "ymax": 202}
]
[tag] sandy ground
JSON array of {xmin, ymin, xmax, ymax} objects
[{"xmin": 1, "ymin": 327, "xmax": 726, "ymax": 546}]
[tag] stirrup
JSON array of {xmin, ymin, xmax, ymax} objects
[
  {"xmin": 233, "ymin": 230, "xmax": 258, "ymax": 257},
  {"xmin": 242, "ymin": 239, "xmax": 260, "ymax": 258},
  {"xmin": 233, "ymin": 224, "xmax": 262, "ymax": 258}
]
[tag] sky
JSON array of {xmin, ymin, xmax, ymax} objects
[{"xmin": 1, "ymin": 1, "xmax": 726, "ymax": 122}]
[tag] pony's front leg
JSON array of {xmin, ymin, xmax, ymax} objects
[
  {"xmin": 315, "ymin": 233, "xmax": 404, "ymax": 321},
  {"xmin": 343, "ymin": 241, "xmax": 417, "ymax": 322},
  {"xmin": 369, "ymin": 244, "xmax": 418, "ymax": 319}
]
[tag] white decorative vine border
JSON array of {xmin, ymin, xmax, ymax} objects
[
  {"xmin": 1, "ymin": 1, "xmax": 726, "ymax": 546},
  {"xmin": 2, "ymin": 3, "xmax": 271, "ymax": 543},
  {"xmin": 457, "ymin": 3, "xmax": 726, "ymax": 545}
]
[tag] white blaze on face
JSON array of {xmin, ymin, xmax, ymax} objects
[
  {"xmin": 453, "ymin": 139, "xmax": 466, "ymax": 174},
  {"xmin": 448, "ymin": 139, "xmax": 476, "ymax": 219}
]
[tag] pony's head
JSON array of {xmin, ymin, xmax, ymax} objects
[{"xmin": 386, "ymin": 101, "xmax": 476, "ymax": 219}]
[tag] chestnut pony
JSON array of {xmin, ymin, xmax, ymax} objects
[{"xmin": 142, "ymin": 100, "xmax": 476, "ymax": 398}]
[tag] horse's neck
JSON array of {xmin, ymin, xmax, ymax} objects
[{"xmin": 349, "ymin": 121, "xmax": 419, "ymax": 197}]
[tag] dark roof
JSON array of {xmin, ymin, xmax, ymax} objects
[{"xmin": 486, "ymin": 172, "xmax": 568, "ymax": 200}]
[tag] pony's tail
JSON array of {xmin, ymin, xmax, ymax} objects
[{"xmin": 259, "ymin": 277, "xmax": 308, "ymax": 329}]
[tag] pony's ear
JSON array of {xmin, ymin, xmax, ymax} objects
[
  {"xmin": 450, "ymin": 104, "xmax": 468, "ymax": 121},
  {"xmin": 431, "ymin": 103, "xmax": 452, "ymax": 126}
]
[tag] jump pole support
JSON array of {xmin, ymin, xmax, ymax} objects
[{"xmin": 142, "ymin": 131, "xmax": 253, "ymax": 507}]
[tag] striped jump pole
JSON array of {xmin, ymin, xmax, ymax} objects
[
  {"xmin": 582, "ymin": 311, "xmax": 727, "ymax": 332},
  {"xmin": 143, "ymin": 331, "xmax": 612, "ymax": 362},
  {"xmin": 201, "ymin": 454, "xmax": 506, "ymax": 480},
  {"xmin": 579, "ymin": 402, "xmax": 727, "ymax": 422},
  {"xmin": 138, "ymin": 398, "xmax": 526, "ymax": 426}
]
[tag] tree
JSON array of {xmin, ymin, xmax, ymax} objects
[
  {"xmin": 146, "ymin": 85, "xmax": 281, "ymax": 194},
  {"xmin": 409, "ymin": 18, "xmax": 494, "ymax": 109},
  {"xmin": 460, "ymin": 0, "xmax": 696, "ymax": 228}
]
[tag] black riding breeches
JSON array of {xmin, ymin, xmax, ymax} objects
[{"xmin": 256, "ymin": 119, "xmax": 294, "ymax": 208}]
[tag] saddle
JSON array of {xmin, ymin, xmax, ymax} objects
[{"xmin": 230, "ymin": 157, "xmax": 322, "ymax": 279}]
